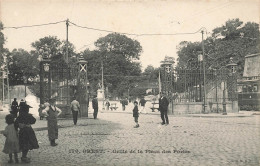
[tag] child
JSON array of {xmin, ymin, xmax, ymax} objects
[
  {"xmin": 2, "ymin": 114, "xmax": 20, "ymax": 163},
  {"xmin": 15, "ymin": 104, "xmax": 39, "ymax": 163},
  {"xmin": 133, "ymin": 101, "xmax": 140, "ymax": 128},
  {"xmin": 38, "ymin": 104, "xmax": 44, "ymax": 120}
]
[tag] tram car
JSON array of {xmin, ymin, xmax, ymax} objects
[{"xmin": 237, "ymin": 76, "xmax": 260, "ymax": 111}]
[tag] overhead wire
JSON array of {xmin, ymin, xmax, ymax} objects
[
  {"xmin": 3, "ymin": 20, "xmax": 67, "ymax": 29},
  {"xmin": 68, "ymin": 20, "xmax": 204, "ymax": 36}
]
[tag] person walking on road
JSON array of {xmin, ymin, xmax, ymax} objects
[
  {"xmin": 38, "ymin": 104, "xmax": 45, "ymax": 120},
  {"xmin": 15, "ymin": 104, "xmax": 39, "ymax": 163},
  {"xmin": 139, "ymin": 97, "xmax": 147, "ymax": 114},
  {"xmin": 92, "ymin": 95, "xmax": 98, "ymax": 119},
  {"xmin": 133, "ymin": 101, "xmax": 140, "ymax": 128},
  {"xmin": 105, "ymin": 99, "xmax": 110, "ymax": 111},
  {"xmin": 2, "ymin": 114, "xmax": 20, "ymax": 163},
  {"xmin": 70, "ymin": 97, "xmax": 80, "ymax": 125},
  {"xmin": 121, "ymin": 98, "xmax": 128, "ymax": 111},
  {"xmin": 42, "ymin": 98, "xmax": 62, "ymax": 146},
  {"xmin": 159, "ymin": 93, "xmax": 169, "ymax": 125},
  {"xmin": 11, "ymin": 98, "xmax": 19, "ymax": 118}
]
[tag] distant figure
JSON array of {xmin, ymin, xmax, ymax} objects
[
  {"xmin": 92, "ymin": 95, "xmax": 98, "ymax": 119},
  {"xmin": 42, "ymin": 98, "xmax": 62, "ymax": 146},
  {"xmin": 18, "ymin": 99, "xmax": 26, "ymax": 114},
  {"xmin": 2, "ymin": 114, "xmax": 20, "ymax": 163},
  {"xmin": 121, "ymin": 98, "xmax": 128, "ymax": 111},
  {"xmin": 139, "ymin": 97, "xmax": 147, "ymax": 114},
  {"xmin": 133, "ymin": 101, "xmax": 140, "ymax": 128},
  {"xmin": 38, "ymin": 104, "xmax": 45, "ymax": 120},
  {"xmin": 11, "ymin": 98, "xmax": 19, "ymax": 118},
  {"xmin": 70, "ymin": 97, "xmax": 80, "ymax": 125},
  {"xmin": 15, "ymin": 104, "xmax": 39, "ymax": 163},
  {"xmin": 159, "ymin": 93, "xmax": 169, "ymax": 125},
  {"xmin": 44, "ymin": 100, "xmax": 50, "ymax": 108},
  {"xmin": 105, "ymin": 100, "xmax": 110, "ymax": 111}
]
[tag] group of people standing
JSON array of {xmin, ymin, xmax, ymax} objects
[
  {"xmin": 132, "ymin": 93, "xmax": 169, "ymax": 128},
  {"xmin": 2, "ymin": 97, "xmax": 63, "ymax": 163},
  {"xmin": 3, "ymin": 98, "xmax": 39, "ymax": 163}
]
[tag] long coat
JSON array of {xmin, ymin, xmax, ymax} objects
[
  {"xmin": 14, "ymin": 112, "xmax": 39, "ymax": 151},
  {"xmin": 159, "ymin": 97, "xmax": 169, "ymax": 112},
  {"xmin": 92, "ymin": 98, "xmax": 98, "ymax": 110},
  {"xmin": 133, "ymin": 106, "xmax": 139, "ymax": 117},
  {"xmin": 46, "ymin": 106, "xmax": 59, "ymax": 140}
]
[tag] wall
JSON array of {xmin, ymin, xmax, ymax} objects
[{"xmin": 168, "ymin": 101, "xmax": 238, "ymax": 115}]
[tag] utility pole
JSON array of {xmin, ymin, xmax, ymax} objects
[
  {"xmin": 2, "ymin": 71, "xmax": 4, "ymax": 107},
  {"xmin": 66, "ymin": 19, "xmax": 69, "ymax": 63},
  {"xmin": 7, "ymin": 62, "xmax": 10, "ymax": 105},
  {"xmin": 101, "ymin": 60, "xmax": 105, "ymax": 110},
  {"xmin": 66, "ymin": 19, "xmax": 70, "ymax": 106},
  {"xmin": 201, "ymin": 30, "xmax": 207, "ymax": 113}
]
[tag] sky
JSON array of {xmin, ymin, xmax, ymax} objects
[{"xmin": 0, "ymin": 0, "xmax": 259, "ymax": 70}]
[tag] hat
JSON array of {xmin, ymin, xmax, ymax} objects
[{"xmin": 49, "ymin": 98, "xmax": 56, "ymax": 104}]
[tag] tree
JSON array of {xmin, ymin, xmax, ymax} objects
[
  {"xmin": 176, "ymin": 18, "xmax": 260, "ymax": 76},
  {"xmin": 95, "ymin": 33, "xmax": 142, "ymax": 60},
  {"xmin": 8, "ymin": 49, "xmax": 39, "ymax": 85},
  {"xmin": 0, "ymin": 22, "xmax": 6, "ymax": 69},
  {"xmin": 83, "ymin": 33, "xmax": 143, "ymax": 97},
  {"xmin": 31, "ymin": 36, "xmax": 76, "ymax": 63}
]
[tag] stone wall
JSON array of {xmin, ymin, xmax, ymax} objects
[{"xmin": 168, "ymin": 101, "xmax": 238, "ymax": 115}]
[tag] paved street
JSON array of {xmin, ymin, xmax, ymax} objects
[{"xmin": 0, "ymin": 110, "xmax": 259, "ymax": 166}]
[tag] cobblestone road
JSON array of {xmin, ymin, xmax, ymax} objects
[{"xmin": 0, "ymin": 112, "xmax": 259, "ymax": 166}]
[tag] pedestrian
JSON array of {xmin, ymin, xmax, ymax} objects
[
  {"xmin": 2, "ymin": 114, "xmax": 20, "ymax": 163},
  {"xmin": 92, "ymin": 95, "xmax": 98, "ymax": 119},
  {"xmin": 105, "ymin": 99, "xmax": 110, "ymax": 111},
  {"xmin": 70, "ymin": 97, "xmax": 80, "ymax": 125},
  {"xmin": 133, "ymin": 101, "xmax": 140, "ymax": 128},
  {"xmin": 121, "ymin": 98, "xmax": 128, "ymax": 111},
  {"xmin": 159, "ymin": 93, "xmax": 169, "ymax": 125},
  {"xmin": 42, "ymin": 98, "xmax": 62, "ymax": 146},
  {"xmin": 14, "ymin": 104, "xmax": 39, "ymax": 163},
  {"xmin": 38, "ymin": 104, "xmax": 45, "ymax": 120},
  {"xmin": 18, "ymin": 99, "xmax": 26, "ymax": 114},
  {"xmin": 139, "ymin": 97, "xmax": 147, "ymax": 114},
  {"xmin": 44, "ymin": 99, "xmax": 50, "ymax": 108},
  {"xmin": 11, "ymin": 98, "xmax": 19, "ymax": 118}
]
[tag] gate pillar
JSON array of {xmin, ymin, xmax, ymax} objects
[
  {"xmin": 226, "ymin": 57, "xmax": 238, "ymax": 113},
  {"xmin": 160, "ymin": 56, "xmax": 174, "ymax": 96},
  {"xmin": 77, "ymin": 55, "xmax": 89, "ymax": 117},
  {"xmin": 160, "ymin": 56, "xmax": 175, "ymax": 113},
  {"xmin": 40, "ymin": 53, "xmax": 51, "ymax": 104}
]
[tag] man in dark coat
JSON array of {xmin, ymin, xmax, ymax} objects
[
  {"xmin": 11, "ymin": 98, "xmax": 19, "ymax": 117},
  {"xmin": 159, "ymin": 93, "xmax": 169, "ymax": 125},
  {"xmin": 139, "ymin": 97, "xmax": 147, "ymax": 114},
  {"xmin": 92, "ymin": 95, "xmax": 98, "ymax": 119}
]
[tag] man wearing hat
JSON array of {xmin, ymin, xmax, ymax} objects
[
  {"xmin": 42, "ymin": 98, "xmax": 62, "ymax": 146},
  {"xmin": 11, "ymin": 98, "xmax": 19, "ymax": 117},
  {"xmin": 70, "ymin": 97, "xmax": 80, "ymax": 125},
  {"xmin": 92, "ymin": 95, "xmax": 98, "ymax": 119},
  {"xmin": 159, "ymin": 92, "xmax": 169, "ymax": 125}
]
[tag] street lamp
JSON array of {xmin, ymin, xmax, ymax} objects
[{"xmin": 23, "ymin": 76, "xmax": 27, "ymax": 98}]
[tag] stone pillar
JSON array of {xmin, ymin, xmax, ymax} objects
[
  {"xmin": 77, "ymin": 55, "xmax": 89, "ymax": 117},
  {"xmin": 160, "ymin": 56, "xmax": 175, "ymax": 114},
  {"xmin": 40, "ymin": 54, "xmax": 51, "ymax": 104}
]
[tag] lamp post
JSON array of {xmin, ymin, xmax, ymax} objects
[
  {"xmin": 23, "ymin": 76, "xmax": 27, "ymax": 98},
  {"xmin": 201, "ymin": 30, "xmax": 207, "ymax": 113}
]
